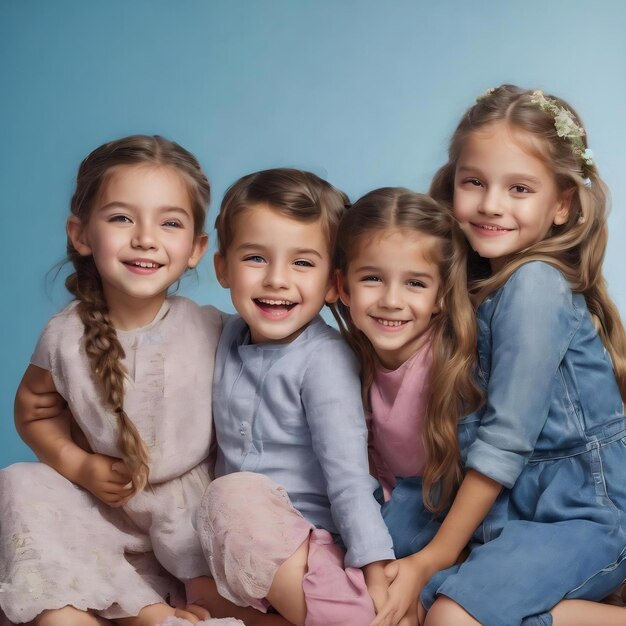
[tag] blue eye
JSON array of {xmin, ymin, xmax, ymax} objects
[
  {"xmin": 244, "ymin": 255, "xmax": 265, "ymax": 263},
  {"xmin": 108, "ymin": 215, "xmax": 132, "ymax": 223}
]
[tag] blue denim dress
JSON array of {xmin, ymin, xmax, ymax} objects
[{"xmin": 382, "ymin": 262, "xmax": 626, "ymax": 626}]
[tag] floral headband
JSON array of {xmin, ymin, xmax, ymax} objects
[{"xmin": 476, "ymin": 87, "xmax": 595, "ymax": 173}]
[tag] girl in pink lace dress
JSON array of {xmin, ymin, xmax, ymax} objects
[{"xmin": 0, "ymin": 135, "xmax": 242, "ymax": 626}]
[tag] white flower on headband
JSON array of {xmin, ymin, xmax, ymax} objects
[
  {"xmin": 582, "ymin": 149, "xmax": 594, "ymax": 166},
  {"xmin": 476, "ymin": 87, "xmax": 495, "ymax": 102},
  {"xmin": 530, "ymin": 90, "xmax": 593, "ymax": 171},
  {"xmin": 554, "ymin": 109, "xmax": 584, "ymax": 140}
]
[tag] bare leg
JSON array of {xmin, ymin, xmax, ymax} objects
[
  {"xmin": 551, "ymin": 599, "xmax": 626, "ymax": 626},
  {"xmin": 423, "ymin": 596, "xmax": 480, "ymax": 626},
  {"xmin": 32, "ymin": 606, "xmax": 113, "ymax": 626},
  {"xmin": 422, "ymin": 596, "xmax": 626, "ymax": 626},
  {"xmin": 116, "ymin": 603, "xmax": 203, "ymax": 626},
  {"xmin": 265, "ymin": 540, "xmax": 309, "ymax": 626},
  {"xmin": 186, "ymin": 576, "xmax": 294, "ymax": 626}
]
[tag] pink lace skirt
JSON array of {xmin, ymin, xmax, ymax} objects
[{"xmin": 197, "ymin": 472, "xmax": 375, "ymax": 626}]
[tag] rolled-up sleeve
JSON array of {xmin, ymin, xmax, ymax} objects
[
  {"xmin": 302, "ymin": 337, "xmax": 395, "ymax": 567},
  {"xmin": 466, "ymin": 262, "xmax": 581, "ymax": 488}
]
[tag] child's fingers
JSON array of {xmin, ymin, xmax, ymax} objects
[
  {"xmin": 172, "ymin": 607, "xmax": 201, "ymax": 623},
  {"xmin": 110, "ymin": 461, "xmax": 132, "ymax": 480},
  {"xmin": 185, "ymin": 604, "xmax": 211, "ymax": 620},
  {"xmin": 370, "ymin": 604, "xmax": 399, "ymax": 626},
  {"xmin": 29, "ymin": 390, "xmax": 66, "ymax": 417},
  {"xmin": 397, "ymin": 599, "xmax": 419, "ymax": 626}
]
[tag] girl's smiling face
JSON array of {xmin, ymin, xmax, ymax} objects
[
  {"xmin": 339, "ymin": 228, "xmax": 441, "ymax": 370},
  {"xmin": 67, "ymin": 164, "xmax": 207, "ymax": 329},
  {"xmin": 453, "ymin": 121, "xmax": 570, "ymax": 271}
]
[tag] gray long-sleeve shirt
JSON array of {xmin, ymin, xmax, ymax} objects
[{"xmin": 213, "ymin": 314, "xmax": 395, "ymax": 568}]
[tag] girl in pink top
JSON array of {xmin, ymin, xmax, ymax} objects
[{"xmin": 334, "ymin": 188, "xmax": 482, "ymax": 625}]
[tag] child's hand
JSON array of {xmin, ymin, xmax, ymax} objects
[
  {"xmin": 397, "ymin": 598, "xmax": 419, "ymax": 626},
  {"xmin": 77, "ymin": 453, "xmax": 134, "ymax": 507},
  {"xmin": 370, "ymin": 553, "xmax": 434, "ymax": 626},
  {"xmin": 15, "ymin": 385, "xmax": 66, "ymax": 420},
  {"xmin": 362, "ymin": 560, "xmax": 391, "ymax": 614},
  {"xmin": 184, "ymin": 603, "xmax": 212, "ymax": 621}
]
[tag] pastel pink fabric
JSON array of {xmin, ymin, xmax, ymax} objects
[
  {"xmin": 197, "ymin": 472, "xmax": 374, "ymax": 624},
  {"xmin": 0, "ymin": 298, "xmax": 222, "ymax": 622},
  {"xmin": 368, "ymin": 336, "xmax": 433, "ymax": 500},
  {"xmin": 197, "ymin": 472, "xmax": 313, "ymax": 612},
  {"xmin": 158, "ymin": 618, "xmax": 244, "ymax": 626},
  {"xmin": 302, "ymin": 529, "xmax": 374, "ymax": 626}
]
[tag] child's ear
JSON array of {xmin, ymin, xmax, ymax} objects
[
  {"xmin": 553, "ymin": 190, "xmax": 574, "ymax": 226},
  {"xmin": 214, "ymin": 252, "xmax": 230, "ymax": 288},
  {"xmin": 335, "ymin": 271, "xmax": 351, "ymax": 307},
  {"xmin": 66, "ymin": 216, "xmax": 92, "ymax": 256},
  {"xmin": 188, "ymin": 233, "xmax": 209, "ymax": 269},
  {"xmin": 325, "ymin": 271, "xmax": 340, "ymax": 304}
]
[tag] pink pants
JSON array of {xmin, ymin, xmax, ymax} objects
[{"xmin": 196, "ymin": 472, "xmax": 375, "ymax": 626}]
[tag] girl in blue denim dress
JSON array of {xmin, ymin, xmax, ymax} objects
[{"xmin": 373, "ymin": 85, "xmax": 626, "ymax": 626}]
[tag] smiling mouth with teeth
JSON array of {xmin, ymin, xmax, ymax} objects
[
  {"xmin": 124, "ymin": 260, "xmax": 163, "ymax": 271},
  {"xmin": 374, "ymin": 318, "xmax": 408, "ymax": 327},
  {"xmin": 255, "ymin": 298, "xmax": 296, "ymax": 309},
  {"xmin": 474, "ymin": 223, "xmax": 511, "ymax": 232}
]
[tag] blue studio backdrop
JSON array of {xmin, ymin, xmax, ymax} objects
[{"xmin": 1, "ymin": 0, "xmax": 625, "ymax": 466}]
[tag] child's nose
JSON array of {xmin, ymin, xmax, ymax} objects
[
  {"xmin": 131, "ymin": 225, "xmax": 157, "ymax": 249},
  {"xmin": 380, "ymin": 283, "xmax": 402, "ymax": 308},
  {"xmin": 479, "ymin": 188, "xmax": 504, "ymax": 217},
  {"xmin": 263, "ymin": 264, "xmax": 289, "ymax": 289}
]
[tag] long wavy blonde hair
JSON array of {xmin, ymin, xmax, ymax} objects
[
  {"xmin": 430, "ymin": 84, "xmax": 626, "ymax": 402},
  {"xmin": 66, "ymin": 135, "xmax": 210, "ymax": 493},
  {"xmin": 333, "ymin": 188, "xmax": 482, "ymax": 512}
]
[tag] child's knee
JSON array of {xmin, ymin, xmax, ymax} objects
[
  {"xmin": 423, "ymin": 596, "xmax": 480, "ymax": 626},
  {"xmin": 34, "ymin": 607, "xmax": 104, "ymax": 626},
  {"xmin": 197, "ymin": 472, "xmax": 308, "ymax": 552}
]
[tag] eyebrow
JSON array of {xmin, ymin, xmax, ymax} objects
[
  {"xmin": 235, "ymin": 243, "xmax": 324, "ymax": 259},
  {"xmin": 354, "ymin": 265, "xmax": 435, "ymax": 279},
  {"xmin": 98, "ymin": 202, "xmax": 191, "ymax": 215},
  {"xmin": 456, "ymin": 166, "xmax": 543, "ymax": 185}
]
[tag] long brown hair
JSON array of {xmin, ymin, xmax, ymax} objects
[
  {"xmin": 333, "ymin": 188, "xmax": 482, "ymax": 512},
  {"xmin": 430, "ymin": 84, "xmax": 626, "ymax": 402},
  {"xmin": 66, "ymin": 135, "xmax": 210, "ymax": 493}
]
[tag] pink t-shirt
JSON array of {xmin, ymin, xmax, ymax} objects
[{"xmin": 368, "ymin": 337, "xmax": 432, "ymax": 500}]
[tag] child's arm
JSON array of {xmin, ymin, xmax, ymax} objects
[
  {"xmin": 375, "ymin": 263, "xmax": 581, "ymax": 625},
  {"xmin": 371, "ymin": 469, "xmax": 501, "ymax": 626},
  {"xmin": 302, "ymin": 337, "xmax": 396, "ymax": 612},
  {"xmin": 15, "ymin": 364, "xmax": 133, "ymax": 506},
  {"xmin": 362, "ymin": 560, "xmax": 392, "ymax": 615}
]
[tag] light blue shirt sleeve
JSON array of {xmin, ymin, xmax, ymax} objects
[
  {"xmin": 466, "ymin": 262, "xmax": 582, "ymax": 488},
  {"xmin": 301, "ymin": 335, "xmax": 395, "ymax": 568}
]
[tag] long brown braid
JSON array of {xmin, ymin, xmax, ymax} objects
[{"xmin": 65, "ymin": 135, "xmax": 210, "ymax": 493}]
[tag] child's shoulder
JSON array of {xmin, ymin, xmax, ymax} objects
[
  {"xmin": 498, "ymin": 261, "xmax": 571, "ymax": 300},
  {"xmin": 166, "ymin": 295, "xmax": 224, "ymax": 338},
  {"xmin": 42, "ymin": 300, "xmax": 83, "ymax": 338},
  {"xmin": 168, "ymin": 295, "xmax": 223, "ymax": 322},
  {"xmin": 487, "ymin": 261, "xmax": 579, "ymax": 323},
  {"xmin": 302, "ymin": 317, "xmax": 359, "ymax": 365}
]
